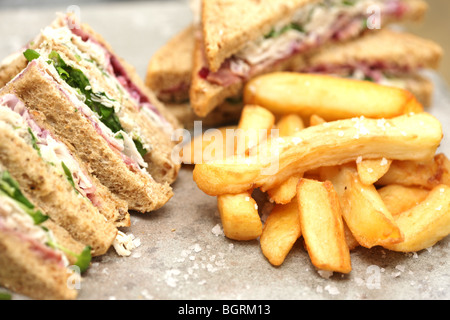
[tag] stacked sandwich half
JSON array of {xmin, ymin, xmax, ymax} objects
[
  {"xmin": 0, "ymin": 13, "xmax": 181, "ymax": 299},
  {"xmin": 146, "ymin": 0, "xmax": 443, "ymax": 128}
]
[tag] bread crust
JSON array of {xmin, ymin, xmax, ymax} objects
[
  {"xmin": 305, "ymin": 29, "xmax": 443, "ymax": 71},
  {"xmin": 146, "ymin": 25, "xmax": 195, "ymax": 103}
]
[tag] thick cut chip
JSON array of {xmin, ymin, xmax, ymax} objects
[
  {"xmin": 383, "ymin": 185, "xmax": 450, "ymax": 252},
  {"xmin": 244, "ymin": 72, "xmax": 423, "ymax": 120},
  {"xmin": 217, "ymin": 192, "xmax": 262, "ymax": 241},
  {"xmin": 260, "ymin": 201, "xmax": 301, "ymax": 266},
  {"xmin": 193, "ymin": 113, "xmax": 443, "ymax": 196},
  {"xmin": 376, "ymin": 153, "xmax": 450, "ymax": 189},
  {"xmin": 320, "ymin": 165, "xmax": 404, "ymax": 248},
  {"xmin": 378, "ymin": 184, "xmax": 429, "ymax": 216},
  {"xmin": 357, "ymin": 158, "xmax": 393, "ymax": 185}
]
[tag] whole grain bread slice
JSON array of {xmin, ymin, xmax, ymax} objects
[
  {"xmin": 0, "ymin": 97, "xmax": 130, "ymax": 227},
  {"xmin": 304, "ymin": 28, "xmax": 443, "ymax": 72},
  {"xmin": 202, "ymin": 0, "xmax": 317, "ymax": 73},
  {"xmin": 146, "ymin": 24, "xmax": 196, "ymax": 103}
]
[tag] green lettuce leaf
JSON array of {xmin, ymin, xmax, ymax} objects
[
  {"xmin": 23, "ymin": 49, "xmax": 40, "ymax": 62},
  {"xmin": 0, "ymin": 171, "xmax": 48, "ymax": 225},
  {"xmin": 47, "ymin": 51, "xmax": 147, "ymax": 156}
]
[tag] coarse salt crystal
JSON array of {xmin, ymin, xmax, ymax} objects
[
  {"xmin": 211, "ymin": 224, "xmax": 224, "ymax": 236},
  {"xmin": 317, "ymin": 270, "xmax": 333, "ymax": 279},
  {"xmin": 324, "ymin": 285, "xmax": 340, "ymax": 295}
]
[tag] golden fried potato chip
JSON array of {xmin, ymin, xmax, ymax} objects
[
  {"xmin": 297, "ymin": 179, "xmax": 351, "ymax": 273},
  {"xmin": 260, "ymin": 201, "xmax": 301, "ymax": 266},
  {"xmin": 321, "ymin": 165, "xmax": 404, "ymax": 248},
  {"xmin": 378, "ymin": 184, "xmax": 429, "ymax": 216},
  {"xmin": 217, "ymin": 192, "xmax": 262, "ymax": 241},
  {"xmin": 383, "ymin": 185, "xmax": 450, "ymax": 252}
]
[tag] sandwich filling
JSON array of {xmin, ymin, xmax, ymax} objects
[
  {"xmin": 30, "ymin": 26, "xmax": 151, "ymax": 168},
  {"xmin": 0, "ymin": 94, "xmax": 101, "ymax": 205},
  {"xmin": 200, "ymin": 0, "xmax": 411, "ymax": 87},
  {"xmin": 61, "ymin": 15, "xmax": 174, "ymax": 135},
  {"xmin": 22, "ymin": 48, "xmax": 150, "ymax": 174},
  {"xmin": 0, "ymin": 167, "xmax": 65, "ymax": 266},
  {"xmin": 302, "ymin": 61, "xmax": 416, "ymax": 89}
]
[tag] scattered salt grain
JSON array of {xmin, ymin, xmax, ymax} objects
[
  {"xmin": 164, "ymin": 269, "xmax": 181, "ymax": 288},
  {"xmin": 317, "ymin": 270, "xmax": 333, "ymax": 279},
  {"xmin": 324, "ymin": 285, "xmax": 340, "ymax": 295},
  {"xmin": 192, "ymin": 243, "xmax": 202, "ymax": 253},
  {"xmin": 395, "ymin": 265, "xmax": 405, "ymax": 272},
  {"xmin": 211, "ymin": 224, "xmax": 224, "ymax": 237},
  {"xmin": 380, "ymin": 158, "xmax": 388, "ymax": 166}
]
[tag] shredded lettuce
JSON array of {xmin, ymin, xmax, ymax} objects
[
  {"xmin": 47, "ymin": 51, "xmax": 147, "ymax": 156},
  {"xmin": 0, "ymin": 292, "xmax": 11, "ymax": 300},
  {"xmin": 264, "ymin": 22, "xmax": 304, "ymax": 39},
  {"xmin": 27, "ymin": 127, "xmax": 42, "ymax": 157},
  {"xmin": 46, "ymin": 240, "xmax": 92, "ymax": 273},
  {"xmin": 0, "ymin": 171, "xmax": 48, "ymax": 225},
  {"xmin": 0, "ymin": 170, "xmax": 92, "ymax": 272},
  {"xmin": 61, "ymin": 161, "xmax": 79, "ymax": 194},
  {"xmin": 23, "ymin": 49, "xmax": 40, "ymax": 62}
]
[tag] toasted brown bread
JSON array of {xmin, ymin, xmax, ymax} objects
[
  {"xmin": 190, "ymin": 37, "xmax": 246, "ymax": 117},
  {"xmin": 146, "ymin": 25, "xmax": 195, "ymax": 103},
  {"xmin": 202, "ymin": 0, "xmax": 317, "ymax": 73},
  {"xmin": 56, "ymin": 15, "xmax": 182, "ymax": 185},
  {"xmin": 305, "ymin": 28, "xmax": 443, "ymax": 71},
  {"xmin": 167, "ymin": 100, "xmax": 244, "ymax": 130},
  {"xmin": 0, "ymin": 96, "xmax": 130, "ymax": 228}
]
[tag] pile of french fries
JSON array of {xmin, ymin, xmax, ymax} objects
[{"xmin": 190, "ymin": 72, "xmax": 450, "ymax": 274}]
